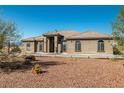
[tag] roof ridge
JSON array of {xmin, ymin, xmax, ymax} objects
[
  {"xmin": 48, "ymin": 29, "xmax": 80, "ymax": 32},
  {"xmin": 80, "ymin": 31, "xmax": 110, "ymax": 36},
  {"xmin": 67, "ymin": 31, "xmax": 112, "ymax": 39},
  {"xmin": 70, "ymin": 31, "xmax": 95, "ymax": 36},
  {"xmin": 93, "ymin": 31, "xmax": 111, "ymax": 36}
]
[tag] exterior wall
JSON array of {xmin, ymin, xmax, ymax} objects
[
  {"xmin": 66, "ymin": 39, "xmax": 113, "ymax": 54},
  {"xmin": 22, "ymin": 42, "xmax": 35, "ymax": 55},
  {"xmin": 58, "ymin": 44, "xmax": 61, "ymax": 53},
  {"xmin": 66, "ymin": 40, "xmax": 75, "ymax": 54},
  {"xmin": 22, "ymin": 36, "xmax": 113, "ymax": 55},
  {"xmin": 37, "ymin": 41, "xmax": 44, "ymax": 52},
  {"xmin": 104, "ymin": 40, "xmax": 113, "ymax": 54}
]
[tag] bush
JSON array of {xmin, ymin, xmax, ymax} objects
[
  {"xmin": 23, "ymin": 55, "xmax": 35, "ymax": 65},
  {"xmin": 11, "ymin": 46, "xmax": 21, "ymax": 54},
  {"xmin": 25, "ymin": 55, "xmax": 35, "ymax": 61},
  {"xmin": 0, "ymin": 53, "xmax": 9, "ymax": 62},
  {"xmin": 113, "ymin": 46, "xmax": 122, "ymax": 55},
  {"xmin": 31, "ymin": 64, "xmax": 41, "ymax": 74},
  {"xmin": 23, "ymin": 55, "xmax": 35, "ymax": 64}
]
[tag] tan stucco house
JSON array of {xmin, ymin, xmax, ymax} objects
[{"xmin": 22, "ymin": 30, "xmax": 113, "ymax": 57}]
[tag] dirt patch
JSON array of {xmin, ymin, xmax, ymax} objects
[{"xmin": 0, "ymin": 57, "xmax": 124, "ymax": 88}]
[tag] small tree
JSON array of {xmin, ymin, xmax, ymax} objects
[
  {"xmin": 10, "ymin": 43, "xmax": 21, "ymax": 56},
  {"xmin": 0, "ymin": 17, "xmax": 21, "ymax": 57},
  {"xmin": 0, "ymin": 19, "xmax": 7, "ymax": 52},
  {"xmin": 112, "ymin": 8, "xmax": 124, "ymax": 55},
  {"xmin": 3, "ymin": 21, "xmax": 21, "ymax": 54}
]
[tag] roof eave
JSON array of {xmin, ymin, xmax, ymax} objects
[
  {"xmin": 22, "ymin": 39, "xmax": 44, "ymax": 42},
  {"xmin": 66, "ymin": 37, "xmax": 113, "ymax": 40},
  {"xmin": 43, "ymin": 34, "xmax": 63, "ymax": 37},
  {"xmin": 22, "ymin": 40, "xmax": 35, "ymax": 42}
]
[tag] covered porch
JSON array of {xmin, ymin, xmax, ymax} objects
[{"xmin": 43, "ymin": 33, "xmax": 64, "ymax": 53}]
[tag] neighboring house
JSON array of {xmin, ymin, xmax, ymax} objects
[{"xmin": 22, "ymin": 30, "xmax": 113, "ymax": 55}]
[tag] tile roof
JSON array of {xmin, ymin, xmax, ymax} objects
[
  {"xmin": 67, "ymin": 31, "xmax": 112, "ymax": 39},
  {"xmin": 22, "ymin": 31, "xmax": 112, "ymax": 41},
  {"xmin": 43, "ymin": 30, "xmax": 81, "ymax": 38},
  {"xmin": 22, "ymin": 35, "xmax": 44, "ymax": 41}
]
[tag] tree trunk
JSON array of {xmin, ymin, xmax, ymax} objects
[{"xmin": 8, "ymin": 41, "xmax": 10, "ymax": 54}]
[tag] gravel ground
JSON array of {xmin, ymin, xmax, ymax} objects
[{"xmin": 0, "ymin": 57, "xmax": 124, "ymax": 88}]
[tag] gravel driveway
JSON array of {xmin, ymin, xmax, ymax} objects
[{"xmin": 0, "ymin": 57, "xmax": 124, "ymax": 88}]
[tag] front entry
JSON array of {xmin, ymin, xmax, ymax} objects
[{"xmin": 49, "ymin": 37, "xmax": 54, "ymax": 52}]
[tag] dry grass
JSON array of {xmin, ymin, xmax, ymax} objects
[{"xmin": 0, "ymin": 56, "xmax": 124, "ymax": 88}]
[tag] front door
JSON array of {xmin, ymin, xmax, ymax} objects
[{"xmin": 49, "ymin": 37, "xmax": 54, "ymax": 52}]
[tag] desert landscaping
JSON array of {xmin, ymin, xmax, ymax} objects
[{"xmin": 0, "ymin": 56, "xmax": 124, "ymax": 88}]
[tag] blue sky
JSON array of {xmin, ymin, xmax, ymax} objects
[{"xmin": 0, "ymin": 5, "xmax": 122, "ymax": 38}]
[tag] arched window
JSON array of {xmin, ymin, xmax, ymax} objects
[
  {"xmin": 75, "ymin": 40, "xmax": 81, "ymax": 52},
  {"xmin": 98, "ymin": 40, "xmax": 104, "ymax": 52}
]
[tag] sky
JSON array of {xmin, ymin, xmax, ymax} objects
[{"xmin": 0, "ymin": 5, "xmax": 122, "ymax": 38}]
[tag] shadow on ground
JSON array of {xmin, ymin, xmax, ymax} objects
[
  {"xmin": 0, "ymin": 60, "xmax": 66, "ymax": 74},
  {"xmin": 36, "ymin": 61, "xmax": 66, "ymax": 68}
]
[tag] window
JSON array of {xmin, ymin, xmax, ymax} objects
[
  {"xmin": 26, "ymin": 42, "xmax": 30, "ymax": 51},
  {"xmin": 98, "ymin": 40, "xmax": 104, "ymax": 52},
  {"xmin": 39, "ymin": 42, "xmax": 43, "ymax": 52},
  {"xmin": 75, "ymin": 40, "xmax": 81, "ymax": 52}
]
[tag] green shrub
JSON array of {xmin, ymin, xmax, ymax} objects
[
  {"xmin": 11, "ymin": 46, "xmax": 21, "ymax": 53},
  {"xmin": 113, "ymin": 46, "xmax": 121, "ymax": 55},
  {"xmin": 31, "ymin": 64, "xmax": 41, "ymax": 74}
]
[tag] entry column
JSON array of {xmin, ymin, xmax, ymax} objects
[
  {"xmin": 47, "ymin": 37, "xmax": 50, "ymax": 53},
  {"xmin": 43, "ymin": 37, "xmax": 47, "ymax": 52},
  {"xmin": 54, "ymin": 36, "xmax": 58, "ymax": 53}
]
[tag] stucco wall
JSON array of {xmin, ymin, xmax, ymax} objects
[
  {"xmin": 22, "ymin": 38, "xmax": 113, "ymax": 55},
  {"xmin": 37, "ymin": 41, "xmax": 44, "ymax": 52},
  {"xmin": 22, "ymin": 42, "xmax": 35, "ymax": 55},
  {"xmin": 104, "ymin": 40, "xmax": 113, "ymax": 54},
  {"xmin": 66, "ymin": 39, "xmax": 113, "ymax": 54}
]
